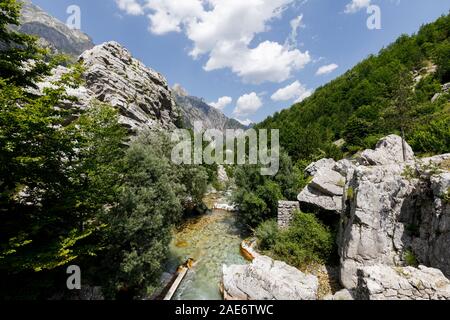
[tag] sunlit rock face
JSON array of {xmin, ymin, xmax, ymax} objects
[
  {"xmin": 298, "ymin": 135, "xmax": 450, "ymax": 291},
  {"xmin": 223, "ymin": 255, "xmax": 319, "ymax": 300},
  {"xmin": 79, "ymin": 41, "xmax": 180, "ymax": 132}
]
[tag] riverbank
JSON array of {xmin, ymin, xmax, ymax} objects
[{"xmin": 160, "ymin": 191, "xmax": 248, "ymax": 300}]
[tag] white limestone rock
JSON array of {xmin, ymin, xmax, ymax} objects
[
  {"xmin": 356, "ymin": 265, "xmax": 450, "ymax": 300},
  {"xmin": 223, "ymin": 256, "xmax": 318, "ymax": 300},
  {"xmin": 359, "ymin": 135, "xmax": 415, "ymax": 165}
]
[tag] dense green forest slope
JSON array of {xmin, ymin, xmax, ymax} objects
[{"xmin": 258, "ymin": 14, "xmax": 450, "ymax": 163}]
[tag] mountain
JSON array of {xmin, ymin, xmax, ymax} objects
[
  {"xmin": 17, "ymin": 0, "xmax": 94, "ymax": 58},
  {"xmin": 259, "ymin": 14, "xmax": 450, "ymax": 162},
  {"xmin": 38, "ymin": 41, "xmax": 180, "ymax": 132},
  {"xmin": 172, "ymin": 85, "xmax": 246, "ymax": 131},
  {"xmin": 16, "ymin": 1, "xmax": 180, "ymax": 132}
]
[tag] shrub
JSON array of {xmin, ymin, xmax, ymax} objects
[
  {"xmin": 404, "ymin": 250, "xmax": 418, "ymax": 267},
  {"xmin": 255, "ymin": 220, "xmax": 279, "ymax": 251},
  {"xmin": 269, "ymin": 211, "xmax": 334, "ymax": 268}
]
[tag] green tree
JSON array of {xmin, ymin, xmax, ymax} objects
[
  {"xmin": 0, "ymin": 0, "xmax": 52, "ymax": 87},
  {"xmin": 99, "ymin": 137, "xmax": 185, "ymax": 298}
]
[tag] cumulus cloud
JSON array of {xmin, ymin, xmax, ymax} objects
[
  {"xmin": 209, "ymin": 96, "xmax": 233, "ymax": 110},
  {"xmin": 316, "ymin": 63, "xmax": 339, "ymax": 76},
  {"xmin": 344, "ymin": 0, "xmax": 371, "ymax": 14},
  {"xmin": 116, "ymin": 0, "xmax": 311, "ymax": 84},
  {"xmin": 233, "ymin": 92, "xmax": 263, "ymax": 116},
  {"xmin": 271, "ymin": 80, "xmax": 312, "ymax": 102},
  {"xmin": 115, "ymin": 0, "xmax": 144, "ymax": 15}
]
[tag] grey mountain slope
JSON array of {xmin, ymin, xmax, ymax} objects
[
  {"xmin": 17, "ymin": 0, "xmax": 94, "ymax": 58},
  {"xmin": 172, "ymin": 86, "xmax": 246, "ymax": 131}
]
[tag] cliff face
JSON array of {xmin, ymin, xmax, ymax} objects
[
  {"xmin": 36, "ymin": 41, "xmax": 180, "ymax": 132},
  {"xmin": 18, "ymin": 0, "xmax": 94, "ymax": 58},
  {"xmin": 79, "ymin": 42, "xmax": 179, "ymax": 132},
  {"xmin": 172, "ymin": 86, "xmax": 245, "ymax": 131},
  {"xmin": 297, "ymin": 135, "xmax": 450, "ymax": 297}
]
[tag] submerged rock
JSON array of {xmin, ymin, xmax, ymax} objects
[{"xmin": 223, "ymin": 256, "xmax": 318, "ymax": 300}]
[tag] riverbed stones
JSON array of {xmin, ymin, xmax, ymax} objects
[{"xmin": 223, "ymin": 256, "xmax": 318, "ymax": 300}]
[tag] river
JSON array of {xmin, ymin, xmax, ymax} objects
[{"xmin": 164, "ymin": 192, "xmax": 248, "ymax": 300}]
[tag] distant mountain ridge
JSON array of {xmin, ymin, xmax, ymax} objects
[
  {"xmin": 172, "ymin": 85, "xmax": 247, "ymax": 131},
  {"xmin": 17, "ymin": 0, "xmax": 94, "ymax": 58},
  {"xmin": 16, "ymin": 1, "xmax": 247, "ymax": 132}
]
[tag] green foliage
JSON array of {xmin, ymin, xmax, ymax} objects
[
  {"xmin": 402, "ymin": 165, "xmax": 420, "ymax": 180},
  {"xmin": 99, "ymin": 135, "xmax": 184, "ymax": 297},
  {"xmin": 0, "ymin": 0, "xmax": 53, "ymax": 87},
  {"xmin": 435, "ymin": 40, "xmax": 450, "ymax": 82},
  {"xmin": 255, "ymin": 220, "xmax": 279, "ymax": 251},
  {"xmin": 232, "ymin": 150, "xmax": 302, "ymax": 229},
  {"xmin": 404, "ymin": 250, "xmax": 418, "ymax": 267},
  {"xmin": 258, "ymin": 14, "xmax": 450, "ymax": 160},
  {"xmin": 257, "ymin": 211, "xmax": 334, "ymax": 268},
  {"xmin": 442, "ymin": 187, "xmax": 450, "ymax": 204}
]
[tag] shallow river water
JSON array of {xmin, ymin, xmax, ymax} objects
[{"xmin": 164, "ymin": 194, "xmax": 248, "ymax": 300}]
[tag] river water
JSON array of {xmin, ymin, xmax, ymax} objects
[{"xmin": 164, "ymin": 193, "xmax": 248, "ymax": 300}]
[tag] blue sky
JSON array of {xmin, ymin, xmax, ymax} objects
[{"xmin": 32, "ymin": 0, "xmax": 450, "ymax": 125}]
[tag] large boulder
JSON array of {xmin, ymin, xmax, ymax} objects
[
  {"xmin": 356, "ymin": 265, "xmax": 450, "ymax": 300},
  {"xmin": 298, "ymin": 159, "xmax": 345, "ymax": 213},
  {"xmin": 222, "ymin": 256, "xmax": 318, "ymax": 300},
  {"xmin": 359, "ymin": 135, "xmax": 415, "ymax": 166}
]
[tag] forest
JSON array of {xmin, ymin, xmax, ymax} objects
[
  {"xmin": 232, "ymin": 13, "xmax": 450, "ymax": 270},
  {"xmin": 0, "ymin": 0, "xmax": 214, "ymax": 299}
]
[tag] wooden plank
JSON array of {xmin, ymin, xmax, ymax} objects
[{"xmin": 163, "ymin": 266, "xmax": 189, "ymax": 300}]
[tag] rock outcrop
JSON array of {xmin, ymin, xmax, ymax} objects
[
  {"xmin": 18, "ymin": 0, "xmax": 94, "ymax": 58},
  {"xmin": 223, "ymin": 256, "xmax": 318, "ymax": 300},
  {"xmin": 359, "ymin": 134, "xmax": 415, "ymax": 165},
  {"xmin": 298, "ymin": 158, "xmax": 344, "ymax": 213},
  {"xmin": 355, "ymin": 265, "xmax": 450, "ymax": 300},
  {"xmin": 37, "ymin": 42, "xmax": 180, "ymax": 132},
  {"xmin": 79, "ymin": 42, "xmax": 179, "ymax": 132},
  {"xmin": 297, "ymin": 135, "xmax": 450, "ymax": 295}
]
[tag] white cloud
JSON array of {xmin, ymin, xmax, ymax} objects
[
  {"xmin": 205, "ymin": 41, "xmax": 310, "ymax": 84},
  {"xmin": 209, "ymin": 96, "xmax": 233, "ymax": 110},
  {"xmin": 344, "ymin": 0, "xmax": 371, "ymax": 14},
  {"xmin": 271, "ymin": 80, "xmax": 312, "ymax": 102},
  {"xmin": 116, "ymin": 0, "xmax": 311, "ymax": 84},
  {"xmin": 115, "ymin": 0, "xmax": 144, "ymax": 16},
  {"xmin": 286, "ymin": 15, "xmax": 304, "ymax": 48},
  {"xmin": 316, "ymin": 63, "xmax": 339, "ymax": 76},
  {"xmin": 235, "ymin": 118, "xmax": 254, "ymax": 126},
  {"xmin": 233, "ymin": 92, "xmax": 263, "ymax": 116}
]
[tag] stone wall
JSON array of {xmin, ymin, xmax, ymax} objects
[{"xmin": 277, "ymin": 201, "xmax": 299, "ymax": 229}]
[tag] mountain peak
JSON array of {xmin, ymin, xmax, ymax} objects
[{"xmin": 18, "ymin": 0, "xmax": 94, "ymax": 57}]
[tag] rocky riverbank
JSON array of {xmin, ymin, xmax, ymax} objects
[{"xmin": 223, "ymin": 135, "xmax": 450, "ymax": 300}]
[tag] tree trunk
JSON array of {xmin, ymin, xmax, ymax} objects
[{"xmin": 401, "ymin": 126, "xmax": 407, "ymax": 162}]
